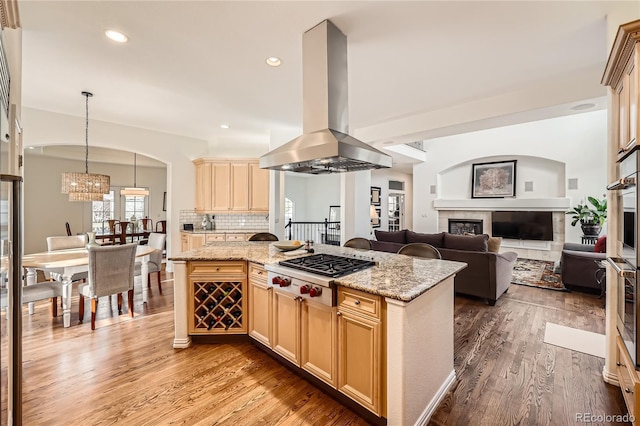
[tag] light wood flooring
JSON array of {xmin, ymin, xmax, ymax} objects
[{"xmin": 0, "ymin": 274, "xmax": 629, "ymax": 425}]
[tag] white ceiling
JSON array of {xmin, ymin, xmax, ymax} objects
[{"xmin": 18, "ymin": 1, "xmax": 628, "ymax": 171}]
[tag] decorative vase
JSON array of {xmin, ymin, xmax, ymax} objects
[
  {"xmin": 86, "ymin": 232, "xmax": 99, "ymax": 249},
  {"xmin": 130, "ymin": 214, "xmax": 137, "ymax": 232}
]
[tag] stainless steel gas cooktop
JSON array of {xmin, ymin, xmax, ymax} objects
[{"xmin": 278, "ymin": 253, "xmax": 375, "ymax": 278}]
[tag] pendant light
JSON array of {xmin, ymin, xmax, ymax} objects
[
  {"xmin": 120, "ymin": 153, "xmax": 149, "ymax": 197},
  {"xmin": 61, "ymin": 91, "xmax": 110, "ymax": 201}
]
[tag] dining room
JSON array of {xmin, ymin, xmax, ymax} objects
[{"xmin": 22, "ymin": 146, "xmax": 167, "ymax": 254}]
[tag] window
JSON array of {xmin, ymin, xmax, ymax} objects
[
  {"xmin": 91, "ymin": 190, "xmax": 114, "ymax": 234},
  {"xmin": 124, "ymin": 195, "xmax": 146, "ymax": 222},
  {"xmin": 284, "ymin": 198, "xmax": 294, "ymax": 224}
]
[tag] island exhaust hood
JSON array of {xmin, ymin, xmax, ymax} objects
[{"xmin": 260, "ymin": 20, "xmax": 392, "ymax": 174}]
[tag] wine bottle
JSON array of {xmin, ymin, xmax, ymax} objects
[
  {"xmin": 207, "ymin": 318, "xmax": 217, "ymax": 330},
  {"xmin": 224, "ymin": 318, "xmax": 234, "ymax": 330},
  {"xmin": 224, "ymin": 302, "xmax": 234, "ymax": 311},
  {"xmin": 231, "ymin": 310, "xmax": 242, "ymax": 318},
  {"xmin": 224, "ymin": 286, "xmax": 232, "ymax": 296}
]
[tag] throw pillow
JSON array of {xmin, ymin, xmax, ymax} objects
[
  {"xmin": 374, "ymin": 229, "xmax": 406, "ymax": 243},
  {"xmin": 405, "ymin": 231, "xmax": 445, "ymax": 248},
  {"xmin": 594, "ymin": 235, "xmax": 606, "ymax": 253},
  {"xmin": 488, "ymin": 236, "xmax": 502, "ymax": 253},
  {"xmin": 443, "ymin": 233, "xmax": 489, "ymax": 252}
]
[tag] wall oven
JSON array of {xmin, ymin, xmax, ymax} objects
[{"xmin": 608, "ymin": 150, "xmax": 640, "ymax": 366}]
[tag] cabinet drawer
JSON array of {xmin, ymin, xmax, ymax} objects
[
  {"xmin": 225, "ymin": 233, "xmax": 246, "ymax": 242},
  {"xmin": 617, "ymin": 335, "xmax": 640, "ymax": 418},
  {"xmin": 248, "ymin": 262, "xmax": 267, "ymax": 282},
  {"xmin": 206, "ymin": 233, "xmax": 225, "ymax": 242},
  {"xmin": 337, "ymin": 287, "xmax": 381, "ymax": 319},
  {"xmin": 189, "ymin": 261, "xmax": 246, "ymax": 275}
]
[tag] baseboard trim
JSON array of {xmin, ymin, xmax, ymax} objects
[
  {"xmin": 172, "ymin": 337, "xmax": 192, "ymax": 349},
  {"xmin": 414, "ymin": 369, "xmax": 456, "ymax": 426},
  {"xmin": 603, "ymin": 366, "xmax": 619, "ymax": 387}
]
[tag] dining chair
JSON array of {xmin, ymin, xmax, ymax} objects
[
  {"xmin": 397, "ymin": 243, "xmax": 442, "ymax": 259},
  {"xmin": 115, "ymin": 221, "xmax": 130, "ymax": 244},
  {"xmin": 248, "ymin": 232, "xmax": 279, "ymax": 241},
  {"xmin": 135, "ymin": 232, "xmax": 167, "ymax": 294},
  {"xmin": 1, "ymin": 280, "xmax": 63, "ymax": 317},
  {"xmin": 343, "ymin": 237, "xmax": 372, "ymax": 250},
  {"xmin": 155, "ymin": 220, "xmax": 167, "ymax": 234},
  {"xmin": 46, "ymin": 235, "xmax": 89, "ymax": 283},
  {"xmin": 78, "ymin": 243, "xmax": 137, "ymax": 330}
]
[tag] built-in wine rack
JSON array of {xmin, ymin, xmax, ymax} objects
[{"xmin": 192, "ymin": 280, "xmax": 245, "ymax": 333}]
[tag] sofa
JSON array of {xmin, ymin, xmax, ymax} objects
[
  {"xmin": 560, "ymin": 241, "xmax": 606, "ymax": 293},
  {"xmin": 371, "ymin": 230, "xmax": 518, "ymax": 305}
]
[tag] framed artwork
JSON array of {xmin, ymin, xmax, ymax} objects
[
  {"xmin": 163, "ymin": 192, "xmax": 167, "ymax": 211},
  {"xmin": 472, "ymin": 160, "xmax": 516, "ymax": 198},
  {"xmin": 372, "ymin": 208, "xmax": 381, "ymax": 228},
  {"xmin": 370, "ymin": 186, "xmax": 381, "ymax": 206}
]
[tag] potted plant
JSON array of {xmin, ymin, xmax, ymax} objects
[{"xmin": 566, "ymin": 196, "xmax": 607, "ymax": 237}]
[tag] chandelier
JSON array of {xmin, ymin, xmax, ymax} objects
[
  {"xmin": 120, "ymin": 153, "xmax": 149, "ymax": 197},
  {"xmin": 61, "ymin": 91, "xmax": 110, "ymax": 201}
]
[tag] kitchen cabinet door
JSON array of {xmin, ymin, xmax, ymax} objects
[
  {"xmin": 272, "ymin": 289, "xmax": 300, "ymax": 365},
  {"xmin": 181, "ymin": 233, "xmax": 189, "ymax": 252},
  {"xmin": 301, "ymin": 299, "xmax": 337, "ymax": 387},
  {"xmin": 211, "ymin": 162, "xmax": 231, "ymax": 211},
  {"xmin": 249, "ymin": 272, "xmax": 272, "ymax": 347},
  {"xmin": 249, "ymin": 263, "xmax": 273, "ymax": 347},
  {"xmin": 337, "ymin": 309, "xmax": 381, "ymax": 415},
  {"xmin": 188, "ymin": 233, "xmax": 206, "ymax": 250},
  {"xmin": 230, "ymin": 162, "xmax": 249, "ymax": 211},
  {"xmin": 195, "ymin": 162, "xmax": 212, "ymax": 212},
  {"xmin": 249, "ymin": 162, "xmax": 269, "ymax": 212}
]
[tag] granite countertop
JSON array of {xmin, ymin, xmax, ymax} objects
[
  {"xmin": 181, "ymin": 229, "xmax": 268, "ymax": 234},
  {"xmin": 169, "ymin": 242, "xmax": 467, "ymax": 302}
]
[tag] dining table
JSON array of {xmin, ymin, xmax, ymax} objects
[{"xmin": 22, "ymin": 245, "xmax": 155, "ymax": 327}]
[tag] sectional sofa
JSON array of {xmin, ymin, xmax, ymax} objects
[{"xmin": 371, "ymin": 230, "xmax": 518, "ymax": 305}]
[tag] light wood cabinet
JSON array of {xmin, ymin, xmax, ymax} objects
[
  {"xmin": 603, "ymin": 20, "xmax": 640, "ymax": 423},
  {"xmin": 249, "ymin": 163, "xmax": 270, "ymax": 212},
  {"xmin": 187, "ymin": 261, "xmax": 247, "ymax": 335},
  {"xmin": 272, "ymin": 288, "xmax": 300, "ymax": 365},
  {"xmin": 271, "ymin": 288, "xmax": 337, "ymax": 387},
  {"xmin": 603, "ymin": 21, "xmax": 640, "ymax": 161},
  {"xmin": 248, "ymin": 263, "xmax": 272, "ymax": 347},
  {"xmin": 617, "ymin": 335, "xmax": 640, "ymax": 420},
  {"xmin": 180, "ymin": 232, "xmax": 205, "ymax": 251},
  {"xmin": 337, "ymin": 286, "xmax": 382, "ymax": 415},
  {"xmin": 301, "ymin": 299, "xmax": 337, "ymax": 386},
  {"xmin": 194, "ymin": 158, "xmax": 269, "ymax": 213}
]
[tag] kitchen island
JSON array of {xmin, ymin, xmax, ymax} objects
[{"xmin": 170, "ymin": 242, "xmax": 467, "ymax": 425}]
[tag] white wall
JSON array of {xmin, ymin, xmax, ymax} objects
[
  {"xmin": 414, "ymin": 109, "xmax": 607, "ymax": 244},
  {"xmin": 284, "ymin": 174, "xmax": 340, "ymax": 221},
  {"xmin": 371, "ymin": 169, "xmax": 414, "ymax": 231},
  {"xmin": 23, "ymin": 154, "xmax": 166, "ymax": 254}
]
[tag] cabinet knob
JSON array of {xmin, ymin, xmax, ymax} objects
[
  {"xmin": 257, "ymin": 271, "xmax": 263, "ymax": 275},
  {"xmin": 336, "ymin": 311, "xmax": 342, "ymax": 317},
  {"xmin": 216, "ymin": 267, "xmax": 220, "ymax": 271},
  {"xmin": 354, "ymin": 299, "xmax": 361, "ymax": 306},
  {"xmin": 625, "ymin": 387, "xmax": 632, "ymax": 394},
  {"xmin": 617, "ymin": 362, "xmax": 622, "ymax": 367}
]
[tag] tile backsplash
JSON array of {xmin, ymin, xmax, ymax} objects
[{"xmin": 179, "ymin": 211, "xmax": 269, "ymax": 231}]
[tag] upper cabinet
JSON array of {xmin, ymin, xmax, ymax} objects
[
  {"xmin": 194, "ymin": 158, "xmax": 269, "ymax": 213},
  {"xmin": 602, "ymin": 20, "xmax": 640, "ymax": 162}
]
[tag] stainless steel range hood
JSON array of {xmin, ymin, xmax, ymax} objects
[{"xmin": 260, "ymin": 20, "xmax": 392, "ymax": 174}]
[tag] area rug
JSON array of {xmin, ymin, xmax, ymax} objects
[
  {"xmin": 544, "ymin": 322, "xmax": 604, "ymax": 358},
  {"xmin": 511, "ymin": 258, "xmax": 567, "ymax": 291}
]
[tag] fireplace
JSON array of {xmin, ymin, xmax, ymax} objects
[{"xmin": 448, "ymin": 219, "xmax": 483, "ymax": 235}]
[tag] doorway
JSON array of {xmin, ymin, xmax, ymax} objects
[{"xmin": 388, "ymin": 193, "xmax": 404, "ymax": 231}]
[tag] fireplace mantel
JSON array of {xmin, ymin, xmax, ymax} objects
[{"xmin": 433, "ymin": 198, "xmax": 571, "ymax": 211}]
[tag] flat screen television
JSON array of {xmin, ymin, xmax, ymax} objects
[{"xmin": 491, "ymin": 211, "xmax": 553, "ymax": 241}]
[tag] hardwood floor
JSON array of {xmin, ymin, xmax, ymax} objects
[{"xmin": 0, "ymin": 274, "xmax": 630, "ymax": 425}]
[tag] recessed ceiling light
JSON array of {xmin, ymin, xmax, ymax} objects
[
  {"xmin": 105, "ymin": 30, "xmax": 129, "ymax": 43},
  {"xmin": 571, "ymin": 103, "xmax": 596, "ymax": 111},
  {"xmin": 220, "ymin": 124, "xmax": 230, "ymax": 129},
  {"xmin": 265, "ymin": 57, "xmax": 282, "ymax": 67}
]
